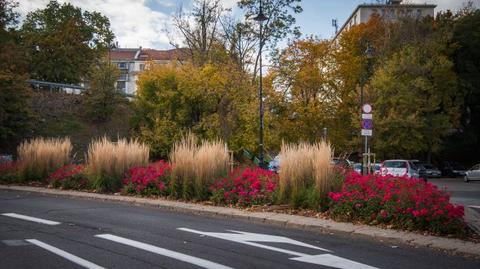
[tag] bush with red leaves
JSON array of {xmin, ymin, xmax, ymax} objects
[
  {"xmin": 210, "ymin": 167, "xmax": 278, "ymax": 206},
  {"xmin": 122, "ymin": 161, "xmax": 171, "ymax": 196},
  {"xmin": 48, "ymin": 164, "xmax": 88, "ymax": 190},
  {"xmin": 328, "ymin": 172, "xmax": 466, "ymax": 235}
]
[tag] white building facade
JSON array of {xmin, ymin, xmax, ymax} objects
[
  {"xmin": 335, "ymin": 0, "xmax": 436, "ymax": 40},
  {"xmin": 109, "ymin": 47, "xmax": 186, "ymax": 95}
]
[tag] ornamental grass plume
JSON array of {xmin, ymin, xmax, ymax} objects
[
  {"xmin": 194, "ymin": 139, "xmax": 230, "ymax": 198},
  {"xmin": 17, "ymin": 137, "xmax": 72, "ymax": 180},
  {"xmin": 169, "ymin": 132, "xmax": 197, "ymax": 196},
  {"xmin": 169, "ymin": 132, "xmax": 230, "ymax": 199},
  {"xmin": 278, "ymin": 141, "xmax": 333, "ymax": 204},
  {"xmin": 86, "ymin": 137, "xmax": 149, "ymax": 192}
]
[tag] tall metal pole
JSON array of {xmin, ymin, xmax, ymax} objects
[
  {"xmin": 254, "ymin": 1, "xmax": 267, "ymax": 168},
  {"xmin": 258, "ymin": 18, "xmax": 264, "ymax": 168}
]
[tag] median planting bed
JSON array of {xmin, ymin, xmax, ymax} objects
[{"xmin": 0, "ymin": 136, "xmax": 472, "ymax": 238}]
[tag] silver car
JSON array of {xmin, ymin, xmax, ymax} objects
[
  {"xmin": 465, "ymin": 164, "xmax": 480, "ymax": 182},
  {"xmin": 380, "ymin": 160, "xmax": 420, "ymax": 179}
]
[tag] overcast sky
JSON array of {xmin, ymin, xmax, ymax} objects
[{"xmin": 17, "ymin": 0, "xmax": 478, "ymax": 49}]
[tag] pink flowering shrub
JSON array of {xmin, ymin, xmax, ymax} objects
[
  {"xmin": 210, "ymin": 167, "xmax": 278, "ymax": 206},
  {"xmin": 122, "ymin": 161, "xmax": 171, "ymax": 196},
  {"xmin": 48, "ymin": 164, "xmax": 88, "ymax": 190},
  {"xmin": 328, "ymin": 173, "xmax": 466, "ymax": 235}
]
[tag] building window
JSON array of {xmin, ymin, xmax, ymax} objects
[
  {"xmin": 117, "ymin": 62, "xmax": 128, "ymax": 69},
  {"xmin": 116, "ymin": 81, "xmax": 126, "ymax": 92},
  {"xmin": 118, "ymin": 73, "xmax": 127, "ymax": 81},
  {"xmin": 140, "ymin": 64, "xmax": 145, "ymax": 71}
]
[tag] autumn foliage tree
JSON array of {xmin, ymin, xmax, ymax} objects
[
  {"xmin": 133, "ymin": 61, "xmax": 257, "ymax": 158},
  {"xmin": 265, "ymin": 38, "xmax": 344, "ymax": 149},
  {"xmin": 0, "ymin": 0, "xmax": 33, "ymax": 149}
]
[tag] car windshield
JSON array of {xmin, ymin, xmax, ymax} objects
[{"xmin": 384, "ymin": 161, "xmax": 407, "ymax": 168}]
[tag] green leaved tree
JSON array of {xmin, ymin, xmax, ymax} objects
[
  {"xmin": 82, "ymin": 61, "xmax": 124, "ymax": 123},
  {"xmin": 21, "ymin": 0, "xmax": 114, "ymax": 84},
  {"xmin": 0, "ymin": 0, "xmax": 33, "ymax": 150},
  {"xmin": 370, "ymin": 42, "xmax": 461, "ymax": 161}
]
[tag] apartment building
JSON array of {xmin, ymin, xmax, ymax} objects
[
  {"xmin": 109, "ymin": 47, "xmax": 186, "ymax": 95},
  {"xmin": 334, "ymin": 0, "xmax": 436, "ymax": 40}
]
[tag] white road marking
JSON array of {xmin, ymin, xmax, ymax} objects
[
  {"xmin": 178, "ymin": 228, "xmax": 379, "ymax": 269},
  {"xmin": 1, "ymin": 213, "xmax": 60, "ymax": 225},
  {"xmin": 469, "ymin": 205, "xmax": 480, "ymax": 209},
  {"xmin": 292, "ymin": 254, "xmax": 378, "ymax": 269},
  {"xmin": 95, "ymin": 234, "xmax": 233, "ymax": 269},
  {"xmin": 178, "ymin": 228, "xmax": 329, "ymax": 256},
  {"xmin": 26, "ymin": 239, "xmax": 105, "ymax": 269}
]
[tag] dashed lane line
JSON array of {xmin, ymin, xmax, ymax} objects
[
  {"xmin": 1, "ymin": 213, "xmax": 60, "ymax": 225},
  {"xmin": 26, "ymin": 239, "xmax": 105, "ymax": 269},
  {"xmin": 95, "ymin": 234, "xmax": 233, "ymax": 269}
]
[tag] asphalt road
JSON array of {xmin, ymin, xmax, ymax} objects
[
  {"xmin": 428, "ymin": 177, "xmax": 480, "ymax": 213},
  {"xmin": 0, "ymin": 189, "xmax": 479, "ymax": 269}
]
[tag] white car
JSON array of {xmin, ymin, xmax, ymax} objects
[
  {"xmin": 380, "ymin": 160, "xmax": 419, "ymax": 178},
  {"xmin": 465, "ymin": 164, "xmax": 480, "ymax": 182}
]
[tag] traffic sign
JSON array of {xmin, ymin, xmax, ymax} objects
[
  {"xmin": 361, "ymin": 119, "xmax": 373, "ymax": 129},
  {"xmin": 361, "ymin": 129, "xmax": 372, "ymax": 136},
  {"xmin": 362, "ymin": 104, "xmax": 372, "ymax": 113},
  {"xmin": 361, "ymin": 113, "xmax": 372, "ymax": 119}
]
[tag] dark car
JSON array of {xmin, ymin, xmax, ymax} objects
[
  {"xmin": 442, "ymin": 162, "xmax": 467, "ymax": 177},
  {"xmin": 423, "ymin": 164, "xmax": 442, "ymax": 178},
  {"xmin": 410, "ymin": 160, "xmax": 428, "ymax": 182}
]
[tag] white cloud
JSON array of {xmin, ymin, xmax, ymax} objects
[
  {"xmin": 16, "ymin": 0, "xmax": 242, "ymax": 49},
  {"xmin": 17, "ymin": 0, "xmax": 176, "ymax": 49}
]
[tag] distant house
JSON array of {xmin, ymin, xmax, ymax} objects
[
  {"xmin": 334, "ymin": 0, "xmax": 436, "ymax": 41},
  {"xmin": 109, "ymin": 47, "xmax": 187, "ymax": 95}
]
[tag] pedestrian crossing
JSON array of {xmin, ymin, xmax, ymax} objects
[{"xmin": 1, "ymin": 211, "xmax": 379, "ymax": 269}]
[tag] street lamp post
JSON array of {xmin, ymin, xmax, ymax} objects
[
  {"xmin": 254, "ymin": 1, "xmax": 268, "ymax": 168},
  {"xmin": 361, "ymin": 42, "xmax": 374, "ymax": 175}
]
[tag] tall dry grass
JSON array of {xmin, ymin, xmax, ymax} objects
[
  {"xmin": 17, "ymin": 137, "xmax": 72, "ymax": 180},
  {"xmin": 86, "ymin": 137, "xmax": 149, "ymax": 192},
  {"xmin": 169, "ymin": 133, "xmax": 230, "ymax": 199},
  {"xmin": 278, "ymin": 141, "xmax": 333, "ymax": 203}
]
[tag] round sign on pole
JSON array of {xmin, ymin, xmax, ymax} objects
[{"xmin": 362, "ymin": 104, "xmax": 372, "ymax": 113}]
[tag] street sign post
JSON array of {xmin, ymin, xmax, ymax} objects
[{"xmin": 361, "ymin": 104, "xmax": 373, "ymax": 174}]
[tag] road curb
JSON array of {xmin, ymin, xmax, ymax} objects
[{"xmin": 1, "ymin": 184, "xmax": 479, "ymax": 257}]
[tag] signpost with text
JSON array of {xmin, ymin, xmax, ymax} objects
[{"xmin": 361, "ymin": 104, "xmax": 373, "ymax": 174}]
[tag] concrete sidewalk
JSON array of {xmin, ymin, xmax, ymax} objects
[{"xmin": 1, "ymin": 184, "xmax": 479, "ymax": 257}]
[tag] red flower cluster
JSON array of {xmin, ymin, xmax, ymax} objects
[
  {"xmin": 0, "ymin": 161, "xmax": 19, "ymax": 183},
  {"xmin": 328, "ymin": 172, "xmax": 465, "ymax": 235},
  {"xmin": 122, "ymin": 161, "xmax": 171, "ymax": 196},
  {"xmin": 48, "ymin": 164, "xmax": 87, "ymax": 190},
  {"xmin": 210, "ymin": 167, "xmax": 278, "ymax": 206}
]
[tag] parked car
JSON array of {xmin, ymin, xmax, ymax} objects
[
  {"xmin": 331, "ymin": 157, "xmax": 352, "ymax": 168},
  {"xmin": 371, "ymin": 163, "xmax": 381, "ymax": 175},
  {"xmin": 380, "ymin": 160, "xmax": 419, "ymax": 179},
  {"xmin": 465, "ymin": 164, "xmax": 480, "ymax": 182},
  {"xmin": 352, "ymin": 163, "xmax": 362, "ymax": 174},
  {"xmin": 442, "ymin": 162, "xmax": 467, "ymax": 177},
  {"xmin": 410, "ymin": 160, "xmax": 428, "ymax": 182},
  {"xmin": 423, "ymin": 164, "xmax": 442, "ymax": 178}
]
